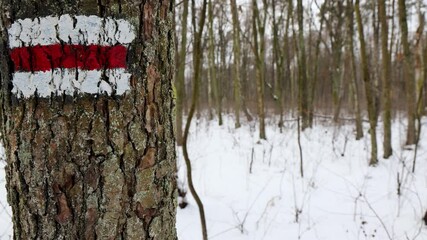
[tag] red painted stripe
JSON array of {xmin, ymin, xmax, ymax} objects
[{"xmin": 10, "ymin": 44, "xmax": 128, "ymax": 72}]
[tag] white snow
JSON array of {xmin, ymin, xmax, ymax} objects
[
  {"xmin": 176, "ymin": 115, "xmax": 427, "ymax": 240},
  {"xmin": 0, "ymin": 144, "xmax": 11, "ymax": 240},
  {"xmin": 1, "ymin": 115, "xmax": 426, "ymax": 239}
]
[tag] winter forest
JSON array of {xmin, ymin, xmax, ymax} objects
[
  {"xmin": 1, "ymin": 0, "xmax": 427, "ymax": 239},
  {"xmin": 174, "ymin": 0, "xmax": 427, "ymax": 239}
]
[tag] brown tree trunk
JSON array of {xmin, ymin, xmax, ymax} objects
[
  {"xmin": 230, "ymin": 0, "xmax": 242, "ymax": 128},
  {"xmin": 328, "ymin": 1, "xmax": 345, "ymax": 123},
  {"xmin": 0, "ymin": 1, "xmax": 177, "ymax": 239},
  {"xmin": 398, "ymin": 0, "xmax": 417, "ymax": 145},
  {"xmin": 297, "ymin": 0, "xmax": 309, "ymax": 129},
  {"xmin": 252, "ymin": 0, "xmax": 267, "ymax": 140},
  {"xmin": 355, "ymin": 0, "xmax": 378, "ymax": 165},
  {"xmin": 372, "ymin": 1, "xmax": 381, "ymax": 122},
  {"xmin": 208, "ymin": 0, "xmax": 222, "ymax": 125},
  {"xmin": 379, "ymin": 0, "xmax": 393, "ymax": 158},
  {"xmin": 176, "ymin": 0, "xmax": 189, "ymax": 146},
  {"xmin": 347, "ymin": 0, "xmax": 364, "ymax": 140},
  {"xmin": 308, "ymin": 0, "xmax": 325, "ymax": 128}
]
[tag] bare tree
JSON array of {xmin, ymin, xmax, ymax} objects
[
  {"xmin": 297, "ymin": 0, "xmax": 310, "ymax": 129},
  {"xmin": 208, "ymin": 0, "xmax": 223, "ymax": 125},
  {"xmin": 356, "ymin": 0, "xmax": 379, "ymax": 165},
  {"xmin": 252, "ymin": 0, "xmax": 267, "ymax": 139},
  {"xmin": 176, "ymin": 0, "xmax": 190, "ymax": 146},
  {"xmin": 379, "ymin": 0, "xmax": 393, "ymax": 158},
  {"xmin": 398, "ymin": 0, "xmax": 417, "ymax": 145},
  {"xmin": 182, "ymin": 0, "xmax": 209, "ymax": 239},
  {"xmin": 230, "ymin": 0, "xmax": 242, "ymax": 128},
  {"xmin": 347, "ymin": 0, "xmax": 364, "ymax": 140}
]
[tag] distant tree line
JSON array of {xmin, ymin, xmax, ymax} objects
[{"xmin": 175, "ymin": 0, "xmax": 427, "ymax": 164}]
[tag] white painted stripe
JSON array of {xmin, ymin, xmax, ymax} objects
[
  {"xmin": 12, "ymin": 69, "xmax": 131, "ymax": 98},
  {"xmin": 8, "ymin": 14, "xmax": 136, "ymax": 48}
]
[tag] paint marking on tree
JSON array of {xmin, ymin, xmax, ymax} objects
[{"xmin": 7, "ymin": 14, "xmax": 136, "ymax": 98}]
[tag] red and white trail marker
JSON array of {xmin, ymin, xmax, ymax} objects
[{"xmin": 8, "ymin": 14, "xmax": 136, "ymax": 98}]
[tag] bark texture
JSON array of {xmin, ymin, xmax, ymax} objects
[{"xmin": 0, "ymin": 1, "xmax": 177, "ymax": 239}]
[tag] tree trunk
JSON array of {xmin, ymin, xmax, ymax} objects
[
  {"xmin": 379, "ymin": 0, "xmax": 393, "ymax": 158},
  {"xmin": 176, "ymin": 0, "xmax": 189, "ymax": 146},
  {"xmin": 216, "ymin": 2, "xmax": 226, "ymax": 126},
  {"xmin": 252, "ymin": 0, "xmax": 267, "ymax": 140},
  {"xmin": 0, "ymin": 1, "xmax": 177, "ymax": 239},
  {"xmin": 347, "ymin": 0, "xmax": 364, "ymax": 140},
  {"xmin": 297, "ymin": 0, "xmax": 309, "ymax": 129},
  {"xmin": 330, "ymin": 1, "xmax": 345, "ymax": 123},
  {"xmin": 355, "ymin": 0, "xmax": 378, "ymax": 165},
  {"xmin": 372, "ymin": 1, "xmax": 381, "ymax": 122},
  {"xmin": 398, "ymin": 0, "xmax": 417, "ymax": 145},
  {"xmin": 308, "ymin": 1, "xmax": 326, "ymax": 128},
  {"xmin": 230, "ymin": 0, "xmax": 242, "ymax": 128}
]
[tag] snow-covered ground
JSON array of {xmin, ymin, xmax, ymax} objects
[
  {"xmin": 1, "ymin": 114, "xmax": 426, "ymax": 240},
  {"xmin": 0, "ymin": 146, "xmax": 12, "ymax": 239},
  {"xmin": 177, "ymin": 115, "xmax": 427, "ymax": 240}
]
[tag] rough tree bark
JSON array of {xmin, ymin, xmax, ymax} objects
[{"xmin": 0, "ymin": 1, "xmax": 177, "ymax": 239}]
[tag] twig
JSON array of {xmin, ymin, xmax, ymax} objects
[
  {"xmin": 249, "ymin": 147, "xmax": 254, "ymax": 174},
  {"xmin": 362, "ymin": 196, "xmax": 393, "ymax": 240}
]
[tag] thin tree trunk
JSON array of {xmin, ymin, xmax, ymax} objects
[
  {"xmin": 331, "ymin": 1, "xmax": 345, "ymax": 123},
  {"xmin": 252, "ymin": 0, "xmax": 267, "ymax": 139},
  {"xmin": 271, "ymin": 0, "xmax": 284, "ymax": 131},
  {"xmin": 379, "ymin": 0, "xmax": 393, "ymax": 158},
  {"xmin": 0, "ymin": 1, "xmax": 177, "ymax": 239},
  {"xmin": 309, "ymin": 1, "xmax": 326, "ymax": 127},
  {"xmin": 398, "ymin": 0, "xmax": 417, "ymax": 145},
  {"xmin": 176, "ymin": 0, "xmax": 189, "ymax": 146},
  {"xmin": 347, "ymin": 0, "xmax": 364, "ymax": 140},
  {"xmin": 219, "ymin": 13, "xmax": 227, "ymax": 125},
  {"xmin": 241, "ymin": 41, "xmax": 254, "ymax": 122},
  {"xmin": 355, "ymin": 0, "xmax": 379, "ymax": 165},
  {"xmin": 372, "ymin": 1, "xmax": 381, "ymax": 121},
  {"xmin": 297, "ymin": 0, "xmax": 309, "ymax": 129},
  {"xmin": 230, "ymin": 0, "xmax": 242, "ymax": 128},
  {"xmin": 183, "ymin": 0, "xmax": 209, "ymax": 239},
  {"xmin": 208, "ymin": 0, "xmax": 222, "ymax": 125}
]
